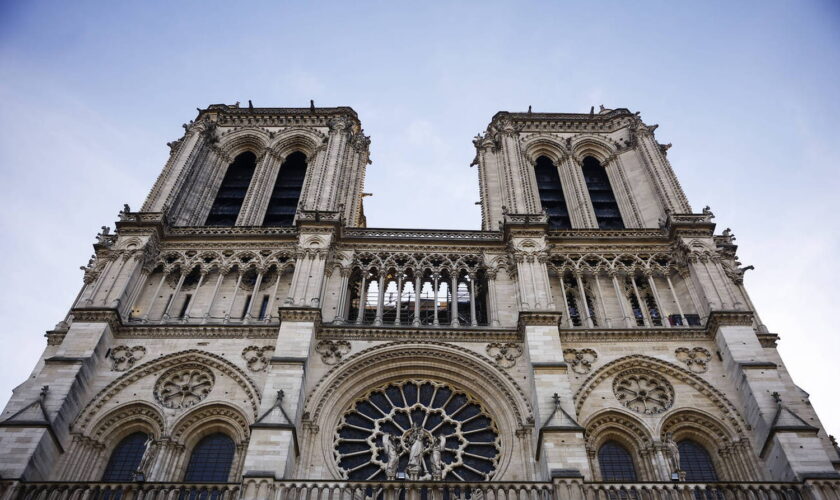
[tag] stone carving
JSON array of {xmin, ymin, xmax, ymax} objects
[
  {"xmin": 241, "ymin": 345, "xmax": 274, "ymax": 372},
  {"xmin": 486, "ymin": 342, "xmax": 522, "ymax": 368},
  {"xmin": 334, "ymin": 379, "xmax": 500, "ymax": 481},
  {"xmin": 133, "ymin": 435, "xmax": 158, "ymax": 480},
  {"xmin": 613, "ymin": 370, "xmax": 674, "ymax": 415},
  {"xmin": 154, "ymin": 364, "xmax": 215, "ymax": 409},
  {"xmin": 674, "ymin": 347, "xmax": 712, "ymax": 373},
  {"xmin": 663, "ymin": 431, "xmax": 682, "ymax": 478},
  {"xmin": 109, "ymin": 345, "xmax": 146, "ymax": 371},
  {"xmin": 315, "ymin": 340, "xmax": 351, "ymax": 365},
  {"xmin": 563, "ymin": 348, "xmax": 598, "ymax": 374}
]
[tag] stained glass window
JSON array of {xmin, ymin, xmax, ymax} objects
[
  {"xmin": 598, "ymin": 440, "xmax": 638, "ymax": 481},
  {"xmin": 102, "ymin": 432, "xmax": 148, "ymax": 481},
  {"xmin": 184, "ymin": 433, "xmax": 235, "ymax": 482}
]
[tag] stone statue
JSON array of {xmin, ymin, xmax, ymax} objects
[
  {"xmin": 406, "ymin": 423, "xmax": 426, "ymax": 479},
  {"xmin": 430, "ymin": 435, "xmax": 445, "ymax": 479},
  {"xmin": 383, "ymin": 433, "xmax": 399, "ymax": 480},
  {"xmin": 133, "ymin": 435, "xmax": 158, "ymax": 480},
  {"xmin": 663, "ymin": 432, "xmax": 681, "ymax": 475}
]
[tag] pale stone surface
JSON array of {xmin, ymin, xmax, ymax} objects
[{"xmin": 1, "ymin": 105, "xmax": 836, "ymax": 487}]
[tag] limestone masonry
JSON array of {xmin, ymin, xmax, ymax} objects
[{"xmin": 1, "ymin": 104, "xmax": 838, "ymax": 499}]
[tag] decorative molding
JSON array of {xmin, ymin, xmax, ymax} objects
[
  {"xmin": 674, "ymin": 347, "xmax": 712, "ymax": 373},
  {"xmin": 486, "ymin": 342, "xmax": 523, "ymax": 368},
  {"xmin": 563, "ymin": 348, "xmax": 598, "ymax": 374},
  {"xmin": 613, "ymin": 369, "xmax": 675, "ymax": 415},
  {"xmin": 518, "ymin": 311, "xmax": 562, "ymax": 327},
  {"xmin": 319, "ymin": 324, "xmax": 520, "ymax": 343},
  {"xmin": 154, "ymin": 364, "xmax": 215, "ymax": 410},
  {"xmin": 241, "ymin": 345, "xmax": 275, "ymax": 372},
  {"xmin": 315, "ymin": 340, "xmax": 351, "ymax": 365},
  {"xmin": 279, "ymin": 307, "xmax": 322, "ymax": 323},
  {"xmin": 109, "ymin": 345, "xmax": 146, "ymax": 371}
]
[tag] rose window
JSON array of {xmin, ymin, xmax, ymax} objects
[
  {"xmin": 613, "ymin": 370, "xmax": 674, "ymax": 415},
  {"xmin": 154, "ymin": 364, "xmax": 215, "ymax": 409},
  {"xmin": 334, "ymin": 380, "xmax": 500, "ymax": 481}
]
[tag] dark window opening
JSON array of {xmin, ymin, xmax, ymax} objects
[
  {"xmin": 102, "ymin": 432, "xmax": 148, "ymax": 481},
  {"xmin": 685, "ymin": 314, "xmax": 701, "ymax": 326},
  {"xmin": 184, "ymin": 433, "xmax": 235, "ymax": 482},
  {"xmin": 598, "ymin": 440, "xmax": 638, "ymax": 481},
  {"xmin": 679, "ymin": 440, "xmax": 718, "ymax": 482},
  {"xmin": 565, "ymin": 279, "xmax": 582, "ymax": 326},
  {"xmin": 582, "ymin": 156, "xmax": 624, "ymax": 229},
  {"xmin": 242, "ymin": 294, "xmax": 252, "ymax": 319},
  {"xmin": 535, "ymin": 156, "xmax": 571, "ymax": 229},
  {"xmin": 263, "ymin": 152, "xmax": 307, "ymax": 226},
  {"xmin": 205, "ymin": 152, "xmax": 257, "ymax": 226},
  {"xmin": 258, "ymin": 295, "xmax": 270, "ymax": 320},
  {"xmin": 178, "ymin": 295, "xmax": 192, "ymax": 319}
]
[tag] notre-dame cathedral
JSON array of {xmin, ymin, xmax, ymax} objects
[{"xmin": 1, "ymin": 104, "xmax": 838, "ymax": 499}]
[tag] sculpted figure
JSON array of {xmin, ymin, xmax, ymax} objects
[
  {"xmin": 430, "ymin": 435, "xmax": 445, "ymax": 478},
  {"xmin": 664, "ymin": 432, "xmax": 681, "ymax": 474},
  {"xmin": 383, "ymin": 433, "xmax": 399, "ymax": 479},
  {"xmin": 134, "ymin": 435, "xmax": 158, "ymax": 479},
  {"xmin": 407, "ymin": 428, "xmax": 424, "ymax": 468}
]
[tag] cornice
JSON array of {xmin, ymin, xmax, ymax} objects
[
  {"xmin": 706, "ymin": 310, "xmax": 755, "ymax": 332},
  {"xmin": 518, "ymin": 311, "xmax": 563, "ymax": 327},
  {"xmin": 279, "ymin": 307, "xmax": 322, "ymax": 323},
  {"xmin": 341, "ymin": 227, "xmax": 503, "ymax": 242},
  {"xmin": 199, "ymin": 105, "xmax": 362, "ymax": 130},
  {"xmin": 318, "ymin": 324, "xmax": 521, "ymax": 342},
  {"xmin": 490, "ymin": 109, "xmax": 637, "ymax": 134},
  {"xmin": 547, "ymin": 228, "xmax": 668, "ymax": 242},
  {"xmin": 70, "ymin": 308, "xmax": 279, "ymax": 339},
  {"xmin": 560, "ymin": 327, "xmax": 710, "ymax": 342}
]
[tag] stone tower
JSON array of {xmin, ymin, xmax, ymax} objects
[{"xmin": 1, "ymin": 104, "xmax": 837, "ymax": 499}]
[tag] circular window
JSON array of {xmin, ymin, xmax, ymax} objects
[
  {"xmin": 154, "ymin": 364, "xmax": 214, "ymax": 409},
  {"xmin": 334, "ymin": 380, "xmax": 500, "ymax": 481},
  {"xmin": 613, "ymin": 370, "xmax": 674, "ymax": 415}
]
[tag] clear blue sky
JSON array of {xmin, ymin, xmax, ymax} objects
[{"xmin": 1, "ymin": 1, "xmax": 839, "ymax": 439}]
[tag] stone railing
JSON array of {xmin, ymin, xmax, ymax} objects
[{"xmin": 2, "ymin": 479, "xmax": 838, "ymax": 500}]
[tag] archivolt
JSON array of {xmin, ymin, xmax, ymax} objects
[
  {"xmin": 569, "ymin": 134, "xmax": 620, "ymax": 163},
  {"xmin": 520, "ymin": 135, "xmax": 570, "ymax": 165},
  {"xmin": 573, "ymin": 355, "xmax": 747, "ymax": 436},
  {"xmin": 268, "ymin": 127, "xmax": 327, "ymax": 159},
  {"xmin": 216, "ymin": 128, "xmax": 271, "ymax": 160},
  {"xmin": 583, "ymin": 408, "xmax": 653, "ymax": 451},
  {"xmin": 73, "ymin": 349, "xmax": 261, "ymax": 434},
  {"xmin": 89, "ymin": 401, "xmax": 165, "ymax": 443},
  {"xmin": 303, "ymin": 341, "xmax": 533, "ymax": 427},
  {"xmin": 170, "ymin": 402, "xmax": 251, "ymax": 446}
]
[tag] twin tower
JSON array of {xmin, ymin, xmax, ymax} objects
[{"xmin": 0, "ymin": 104, "xmax": 837, "ymax": 498}]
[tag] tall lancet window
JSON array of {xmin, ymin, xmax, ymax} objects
[
  {"xmin": 263, "ymin": 151, "xmax": 307, "ymax": 226},
  {"xmin": 534, "ymin": 156, "xmax": 571, "ymax": 229},
  {"xmin": 205, "ymin": 152, "xmax": 257, "ymax": 226},
  {"xmin": 582, "ymin": 156, "xmax": 624, "ymax": 229}
]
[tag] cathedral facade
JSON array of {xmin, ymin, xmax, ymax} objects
[{"xmin": 1, "ymin": 104, "xmax": 838, "ymax": 499}]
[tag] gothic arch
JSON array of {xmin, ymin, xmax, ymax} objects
[
  {"xmin": 89, "ymin": 402, "xmax": 165, "ymax": 445},
  {"xmin": 73, "ymin": 349, "xmax": 262, "ymax": 434},
  {"xmin": 170, "ymin": 402, "xmax": 251, "ymax": 446},
  {"xmin": 302, "ymin": 341, "xmax": 534, "ymax": 480},
  {"xmin": 584, "ymin": 409, "xmax": 655, "ymax": 481},
  {"xmin": 216, "ymin": 128, "xmax": 271, "ymax": 160},
  {"xmin": 520, "ymin": 135, "xmax": 570, "ymax": 165},
  {"xmin": 573, "ymin": 355, "xmax": 747, "ymax": 435},
  {"xmin": 569, "ymin": 134, "xmax": 620, "ymax": 163},
  {"xmin": 268, "ymin": 127, "xmax": 326, "ymax": 159}
]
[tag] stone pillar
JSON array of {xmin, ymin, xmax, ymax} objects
[
  {"xmin": 0, "ymin": 317, "xmax": 115, "ymax": 480},
  {"xmin": 710, "ymin": 312, "xmax": 837, "ymax": 481},
  {"xmin": 521, "ymin": 311, "xmax": 591, "ymax": 480},
  {"xmin": 450, "ymin": 273, "xmax": 460, "ymax": 326},
  {"xmin": 241, "ymin": 308, "xmax": 319, "ymax": 479}
]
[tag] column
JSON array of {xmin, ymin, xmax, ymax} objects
[
  {"xmin": 245, "ymin": 270, "xmax": 265, "ymax": 321},
  {"xmin": 203, "ymin": 271, "xmax": 225, "ymax": 323},
  {"xmin": 630, "ymin": 275, "xmax": 649, "ymax": 327},
  {"xmin": 558, "ymin": 274, "xmax": 572, "ymax": 327},
  {"xmin": 469, "ymin": 273, "xmax": 478, "ymax": 327},
  {"xmin": 394, "ymin": 273, "xmax": 403, "ymax": 325},
  {"xmin": 224, "ymin": 271, "xmax": 243, "ymax": 323},
  {"xmin": 161, "ymin": 270, "xmax": 186, "ymax": 320},
  {"xmin": 142, "ymin": 272, "xmax": 168, "ymax": 322},
  {"xmin": 610, "ymin": 271, "xmax": 634, "ymax": 327},
  {"xmin": 679, "ymin": 268, "xmax": 705, "ymax": 319},
  {"xmin": 432, "ymin": 273, "xmax": 440, "ymax": 326},
  {"xmin": 450, "ymin": 273, "xmax": 460, "ymax": 326},
  {"xmin": 413, "ymin": 274, "xmax": 422, "ymax": 326},
  {"xmin": 575, "ymin": 272, "xmax": 594, "ymax": 328},
  {"xmin": 333, "ymin": 269, "xmax": 350, "ymax": 323},
  {"xmin": 486, "ymin": 271, "xmax": 499, "ymax": 326},
  {"xmin": 374, "ymin": 272, "xmax": 385, "ymax": 326},
  {"xmin": 182, "ymin": 269, "xmax": 206, "ymax": 321},
  {"xmin": 645, "ymin": 271, "xmax": 666, "ymax": 327},
  {"xmin": 267, "ymin": 266, "xmax": 283, "ymax": 322},
  {"xmin": 355, "ymin": 270, "xmax": 367, "ymax": 324},
  {"xmin": 593, "ymin": 274, "xmax": 609, "ymax": 327},
  {"xmin": 665, "ymin": 274, "xmax": 687, "ymax": 326}
]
